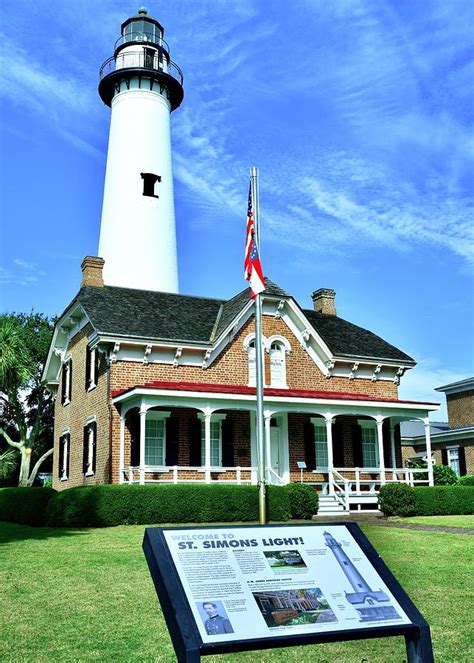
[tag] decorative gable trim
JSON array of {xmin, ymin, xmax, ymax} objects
[{"xmin": 43, "ymin": 302, "xmax": 90, "ymax": 385}]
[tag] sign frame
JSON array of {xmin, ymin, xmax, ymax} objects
[{"xmin": 143, "ymin": 522, "xmax": 433, "ymax": 662}]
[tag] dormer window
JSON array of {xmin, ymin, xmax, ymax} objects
[
  {"xmin": 61, "ymin": 359, "xmax": 72, "ymax": 405},
  {"xmin": 85, "ymin": 345, "xmax": 98, "ymax": 391}
]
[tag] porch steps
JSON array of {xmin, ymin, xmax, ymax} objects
[{"xmin": 316, "ymin": 495, "xmax": 349, "ymax": 516}]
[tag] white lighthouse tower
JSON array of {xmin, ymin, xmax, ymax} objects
[{"xmin": 98, "ymin": 7, "xmax": 183, "ymax": 293}]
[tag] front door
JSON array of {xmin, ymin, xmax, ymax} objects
[
  {"xmin": 270, "ymin": 427, "xmax": 280, "ymax": 476},
  {"xmin": 268, "ymin": 424, "xmax": 286, "ymax": 484}
]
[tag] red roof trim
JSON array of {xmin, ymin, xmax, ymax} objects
[{"xmin": 111, "ymin": 380, "xmax": 438, "ymax": 406}]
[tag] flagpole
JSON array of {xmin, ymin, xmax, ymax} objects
[{"xmin": 251, "ymin": 166, "xmax": 266, "ymax": 525}]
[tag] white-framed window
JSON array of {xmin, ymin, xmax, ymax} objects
[
  {"xmin": 358, "ymin": 420, "xmax": 379, "ymax": 467},
  {"xmin": 145, "ymin": 411, "xmax": 170, "ymax": 466},
  {"xmin": 447, "ymin": 446, "xmax": 460, "ymax": 476},
  {"xmin": 248, "ymin": 339, "xmax": 256, "ymax": 386},
  {"xmin": 269, "ymin": 342, "xmax": 285, "ymax": 387},
  {"xmin": 59, "ymin": 432, "xmax": 70, "ymax": 481},
  {"xmin": 198, "ymin": 414, "xmax": 226, "ymax": 467},
  {"xmin": 83, "ymin": 420, "xmax": 97, "ymax": 476},
  {"xmin": 311, "ymin": 418, "xmax": 328, "ymax": 469},
  {"xmin": 61, "ymin": 358, "xmax": 72, "ymax": 405},
  {"xmin": 85, "ymin": 345, "xmax": 98, "ymax": 391},
  {"xmin": 268, "ymin": 335, "xmax": 290, "ymax": 388}
]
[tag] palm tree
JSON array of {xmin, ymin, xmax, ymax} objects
[{"xmin": 0, "ymin": 317, "xmax": 53, "ymax": 486}]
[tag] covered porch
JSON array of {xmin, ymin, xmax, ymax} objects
[{"xmin": 112, "ymin": 381, "xmax": 438, "ymax": 512}]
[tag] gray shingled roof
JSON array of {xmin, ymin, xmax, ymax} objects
[
  {"xmin": 303, "ymin": 309, "xmax": 414, "ymax": 363},
  {"xmin": 400, "ymin": 421, "xmax": 450, "ymax": 438},
  {"xmin": 77, "ymin": 286, "xmax": 222, "ymax": 343},
  {"xmin": 68, "ymin": 278, "xmax": 412, "ymax": 362}
]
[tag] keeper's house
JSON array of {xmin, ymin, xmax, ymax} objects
[{"xmin": 43, "ymin": 258, "xmax": 439, "ymax": 514}]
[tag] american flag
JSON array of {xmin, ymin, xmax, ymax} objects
[{"xmin": 244, "ymin": 182, "xmax": 265, "ymax": 299}]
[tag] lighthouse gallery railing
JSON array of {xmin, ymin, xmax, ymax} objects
[{"xmin": 99, "ymin": 51, "xmax": 183, "ymax": 86}]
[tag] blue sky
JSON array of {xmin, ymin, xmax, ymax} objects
[{"xmin": 0, "ymin": 0, "xmax": 473, "ymax": 418}]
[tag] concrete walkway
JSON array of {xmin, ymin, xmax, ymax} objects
[{"xmin": 312, "ymin": 513, "xmax": 474, "ymax": 535}]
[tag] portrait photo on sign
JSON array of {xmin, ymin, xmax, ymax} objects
[
  {"xmin": 252, "ymin": 588, "xmax": 337, "ymax": 628},
  {"xmin": 264, "ymin": 549, "xmax": 307, "ymax": 570},
  {"xmin": 197, "ymin": 601, "xmax": 234, "ymax": 636}
]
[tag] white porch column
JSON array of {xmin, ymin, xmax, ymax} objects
[
  {"xmin": 423, "ymin": 418, "xmax": 434, "ymax": 486},
  {"xmin": 139, "ymin": 407, "xmax": 147, "ymax": 485},
  {"xmin": 119, "ymin": 415, "xmax": 125, "ymax": 484},
  {"xmin": 204, "ymin": 412, "xmax": 212, "ymax": 484},
  {"xmin": 376, "ymin": 417, "xmax": 386, "ymax": 485},
  {"xmin": 389, "ymin": 421, "xmax": 397, "ymax": 470},
  {"xmin": 325, "ymin": 416, "xmax": 335, "ymax": 495},
  {"xmin": 264, "ymin": 414, "xmax": 272, "ymax": 483}
]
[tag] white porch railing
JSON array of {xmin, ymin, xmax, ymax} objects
[
  {"xmin": 121, "ymin": 465, "xmax": 258, "ymax": 485},
  {"xmin": 330, "ymin": 467, "xmax": 430, "ymax": 511}
]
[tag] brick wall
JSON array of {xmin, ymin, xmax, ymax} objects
[
  {"xmin": 110, "ymin": 316, "xmax": 398, "ymax": 398},
  {"xmin": 52, "ymin": 324, "xmax": 110, "ymax": 491},
  {"xmin": 446, "ymin": 390, "xmax": 474, "ymax": 427}
]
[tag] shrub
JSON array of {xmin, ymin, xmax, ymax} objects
[
  {"xmin": 286, "ymin": 483, "xmax": 319, "ymax": 519},
  {"xmin": 378, "ymin": 484, "xmax": 416, "ymax": 517},
  {"xmin": 433, "ymin": 464, "xmax": 458, "ymax": 485},
  {"xmin": 46, "ymin": 484, "xmax": 290, "ymax": 528},
  {"xmin": 458, "ymin": 475, "xmax": 474, "ymax": 486},
  {"xmin": 413, "ymin": 486, "xmax": 474, "ymax": 516},
  {"xmin": 0, "ymin": 487, "xmax": 56, "ymax": 526}
]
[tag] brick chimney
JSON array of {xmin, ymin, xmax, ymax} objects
[
  {"xmin": 312, "ymin": 288, "xmax": 336, "ymax": 316},
  {"xmin": 81, "ymin": 256, "xmax": 105, "ymax": 288}
]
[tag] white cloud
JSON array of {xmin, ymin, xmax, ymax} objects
[{"xmin": 0, "ymin": 260, "xmax": 46, "ymax": 287}]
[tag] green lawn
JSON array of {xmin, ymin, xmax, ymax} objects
[
  {"xmin": 1, "ymin": 522, "xmax": 473, "ymax": 662},
  {"xmin": 393, "ymin": 515, "xmax": 474, "ymax": 529}
]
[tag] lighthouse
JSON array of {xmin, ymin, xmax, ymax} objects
[
  {"xmin": 97, "ymin": 7, "xmax": 184, "ymax": 293},
  {"xmin": 324, "ymin": 531, "xmax": 400, "ymax": 622}
]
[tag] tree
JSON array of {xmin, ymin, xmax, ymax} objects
[{"xmin": 0, "ymin": 313, "xmax": 55, "ymax": 486}]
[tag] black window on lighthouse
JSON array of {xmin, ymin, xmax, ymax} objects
[{"xmin": 141, "ymin": 172, "xmax": 161, "ymax": 198}]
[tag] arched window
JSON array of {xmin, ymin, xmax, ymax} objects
[
  {"xmin": 245, "ymin": 338, "xmax": 256, "ymax": 387},
  {"xmin": 269, "ymin": 342, "xmax": 285, "ymax": 387},
  {"xmin": 268, "ymin": 336, "xmax": 290, "ymax": 387}
]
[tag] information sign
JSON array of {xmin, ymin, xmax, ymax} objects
[{"xmin": 143, "ymin": 523, "xmax": 433, "ymax": 662}]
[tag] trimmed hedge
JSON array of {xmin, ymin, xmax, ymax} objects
[
  {"xmin": 378, "ymin": 484, "xmax": 416, "ymax": 517},
  {"xmin": 286, "ymin": 483, "xmax": 319, "ymax": 519},
  {"xmin": 378, "ymin": 484, "xmax": 474, "ymax": 516},
  {"xmin": 0, "ymin": 487, "xmax": 57, "ymax": 526},
  {"xmin": 413, "ymin": 486, "xmax": 474, "ymax": 516},
  {"xmin": 433, "ymin": 464, "xmax": 458, "ymax": 485},
  {"xmin": 458, "ymin": 475, "xmax": 474, "ymax": 486},
  {"xmin": 45, "ymin": 484, "xmax": 290, "ymax": 527}
]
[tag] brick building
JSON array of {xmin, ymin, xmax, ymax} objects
[
  {"xmin": 43, "ymin": 258, "xmax": 440, "ymax": 513},
  {"xmin": 401, "ymin": 378, "xmax": 474, "ymax": 477}
]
